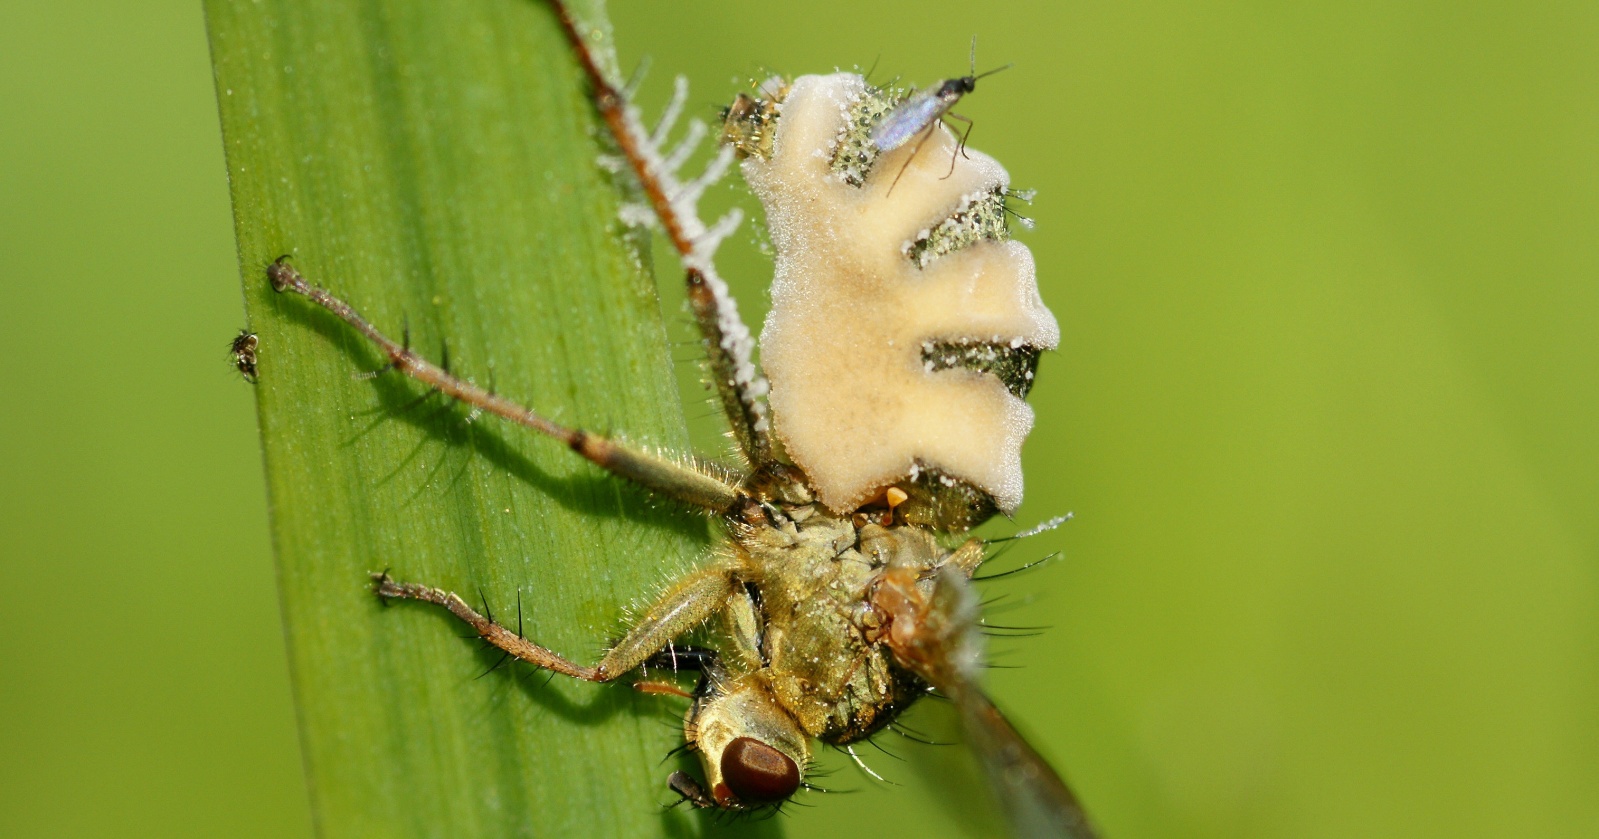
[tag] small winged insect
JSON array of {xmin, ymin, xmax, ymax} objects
[
  {"xmin": 230, "ymin": 329, "xmax": 258, "ymax": 383},
  {"xmin": 267, "ymin": 3, "xmax": 1096, "ymax": 837},
  {"xmin": 870, "ymin": 36, "xmax": 1012, "ymax": 193}
]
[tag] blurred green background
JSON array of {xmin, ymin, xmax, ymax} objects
[{"xmin": 2, "ymin": 1, "xmax": 1594, "ymax": 837}]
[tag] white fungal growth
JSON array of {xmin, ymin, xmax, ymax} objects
[
  {"xmin": 746, "ymin": 74, "xmax": 1058, "ymax": 514},
  {"xmin": 609, "ymin": 72, "xmax": 769, "ymax": 435}
]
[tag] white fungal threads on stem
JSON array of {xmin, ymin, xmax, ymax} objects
[
  {"xmin": 605, "ymin": 69, "xmax": 770, "ymax": 441},
  {"xmin": 746, "ymin": 74, "xmax": 1058, "ymax": 514}
]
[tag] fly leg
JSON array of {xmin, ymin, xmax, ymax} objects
[
  {"xmin": 940, "ymin": 112, "xmax": 974, "ymax": 180},
  {"xmin": 268, "ymin": 258, "xmax": 740, "ymax": 514},
  {"xmin": 372, "ymin": 563, "xmax": 737, "ymax": 682},
  {"xmin": 886, "ymin": 122, "xmax": 939, "ymax": 196}
]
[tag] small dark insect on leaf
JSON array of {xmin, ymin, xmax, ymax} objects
[{"xmin": 230, "ymin": 329, "xmax": 258, "ymax": 383}]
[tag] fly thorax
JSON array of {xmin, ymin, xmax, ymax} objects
[{"xmin": 742, "ymin": 72, "xmax": 1058, "ymax": 528}]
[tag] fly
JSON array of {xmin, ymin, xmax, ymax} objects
[
  {"xmin": 871, "ymin": 37, "xmax": 1012, "ymax": 193},
  {"xmin": 266, "ymin": 3, "xmax": 1096, "ymax": 837}
]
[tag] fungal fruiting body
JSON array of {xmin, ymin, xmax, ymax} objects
[{"xmin": 745, "ymin": 74, "xmax": 1058, "ymax": 526}]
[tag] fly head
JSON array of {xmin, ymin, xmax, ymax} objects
[{"xmin": 678, "ymin": 673, "xmax": 810, "ymax": 809}]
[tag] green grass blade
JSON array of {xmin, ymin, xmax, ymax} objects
[{"xmin": 205, "ymin": 2, "xmax": 770, "ymax": 836}]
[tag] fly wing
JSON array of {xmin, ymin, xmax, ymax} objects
[
  {"xmin": 870, "ymin": 87, "xmax": 944, "ymax": 152},
  {"xmin": 874, "ymin": 563, "xmax": 1100, "ymax": 839},
  {"xmin": 945, "ymin": 677, "xmax": 1100, "ymax": 839}
]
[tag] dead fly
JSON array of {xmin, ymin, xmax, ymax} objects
[
  {"xmin": 870, "ymin": 36, "xmax": 1012, "ymax": 192},
  {"xmin": 230, "ymin": 329, "xmax": 258, "ymax": 383},
  {"xmin": 267, "ymin": 2, "xmax": 1095, "ymax": 837}
]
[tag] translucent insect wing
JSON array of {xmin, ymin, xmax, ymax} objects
[
  {"xmin": 909, "ymin": 567, "xmax": 1100, "ymax": 839},
  {"xmin": 870, "ymin": 86, "xmax": 949, "ymax": 152},
  {"xmin": 956, "ymin": 681, "xmax": 1100, "ymax": 839}
]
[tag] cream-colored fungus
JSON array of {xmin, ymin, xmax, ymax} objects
[{"xmin": 746, "ymin": 73, "xmax": 1058, "ymax": 514}]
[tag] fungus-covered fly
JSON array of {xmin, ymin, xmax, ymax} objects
[{"xmin": 266, "ymin": 3, "xmax": 1097, "ymax": 836}]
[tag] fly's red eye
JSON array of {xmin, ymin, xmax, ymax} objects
[{"xmin": 720, "ymin": 736, "xmax": 800, "ymax": 803}]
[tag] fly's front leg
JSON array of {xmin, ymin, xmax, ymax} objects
[
  {"xmin": 268, "ymin": 258, "xmax": 741, "ymax": 513},
  {"xmin": 373, "ymin": 563, "xmax": 736, "ymax": 682}
]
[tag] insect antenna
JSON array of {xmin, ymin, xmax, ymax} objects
[
  {"xmin": 971, "ymin": 63, "xmax": 1015, "ymax": 83},
  {"xmin": 966, "ymin": 34, "xmax": 1016, "ymax": 83}
]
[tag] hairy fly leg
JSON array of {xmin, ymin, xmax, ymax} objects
[
  {"xmin": 372, "ymin": 563, "xmax": 737, "ymax": 682},
  {"xmin": 267, "ymin": 258, "xmax": 740, "ymax": 513}
]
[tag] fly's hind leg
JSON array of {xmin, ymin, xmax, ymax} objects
[
  {"xmin": 941, "ymin": 112, "xmax": 975, "ymax": 180},
  {"xmin": 268, "ymin": 258, "xmax": 741, "ymax": 514},
  {"xmin": 372, "ymin": 562, "xmax": 737, "ymax": 683}
]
